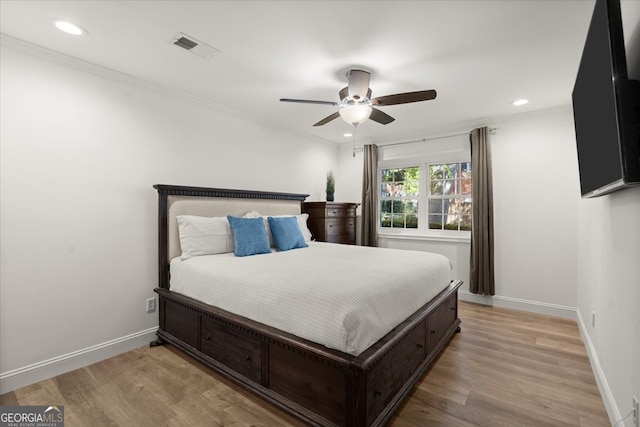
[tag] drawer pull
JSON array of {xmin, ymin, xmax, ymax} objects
[
  {"xmin": 450, "ymin": 307, "xmax": 456, "ymax": 311},
  {"xmin": 245, "ymin": 356, "xmax": 252, "ymax": 362},
  {"xmin": 431, "ymin": 330, "xmax": 436, "ymax": 334},
  {"xmin": 374, "ymin": 390, "xmax": 382, "ymax": 397},
  {"xmin": 205, "ymin": 335, "xmax": 211, "ymax": 341},
  {"xmin": 417, "ymin": 343, "xmax": 424, "ymax": 349}
]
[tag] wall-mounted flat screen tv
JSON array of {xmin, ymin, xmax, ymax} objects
[{"xmin": 572, "ymin": 0, "xmax": 640, "ymax": 198}]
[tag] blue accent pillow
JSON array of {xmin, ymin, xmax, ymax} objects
[
  {"xmin": 267, "ymin": 216, "xmax": 309, "ymax": 251},
  {"xmin": 226, "ymin": 216, "xmax": 271, "ymax": 257}
]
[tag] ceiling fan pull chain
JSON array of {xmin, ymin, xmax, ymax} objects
[{"xmin": 352, "ymin": 124, "xmax": 358, "ymax": 157}]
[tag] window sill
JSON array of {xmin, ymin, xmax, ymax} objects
[{"xmin": 378, "ymin": 231, "xmax": 471, "ymax": 244}]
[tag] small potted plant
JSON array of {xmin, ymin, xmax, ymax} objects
[{"xmin": 326, "ymin": 170, "xmax": 335, "ymax": 201}]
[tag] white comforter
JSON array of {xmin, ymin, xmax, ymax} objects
[{"xmin": 170, "ymin": 242, "xmax": 452, "ymax": 356}]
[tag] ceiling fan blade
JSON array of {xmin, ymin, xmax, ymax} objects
[
  {"xmin": 313, "ymin": 111, "xmax": 340, "ymax": 126},
  {"xmin": 371, "ymin": 89, "xmax": 437, "ymax": 106},
  {"xmin": 347, "ymin": 69, "xmax": 371, "ymax": 101},
  {"xmin": 369, "ymin": 108, "xmax": 395, "ymax": 125},
  {"xmin": 280, "ymin": 98, "xmax": 338, "ymax": 106}
]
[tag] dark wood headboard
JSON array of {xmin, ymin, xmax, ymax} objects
[{"xmin": 153, "ymin": 185, "xmax": 309, "ymax": 289}]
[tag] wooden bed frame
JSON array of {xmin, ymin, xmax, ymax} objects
[{"xmin": 152, "ymin": 184, "xmax": 462, "ymax": 427}]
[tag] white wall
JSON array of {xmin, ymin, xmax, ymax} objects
[
  {"xmin": 489, "ymin": 107, "xmax": 581, "ymax": 313},
  {"xmin": 336, "ymin": 145, "xmax": 364, "ymax": 207},
  {"xmin": 575, "ymin": 1, "xmax": 640, "ymax": 425},
  {"xmin": 0, "ymin": 43, "xmax": 337, "ymax": 392},
  {"xmin": 378, "ymin": 237, "xmax": 471, "ymax": 290},
  {"xmin": 577, "ymin": 188, "xmax": 640, "ymax": 425}
]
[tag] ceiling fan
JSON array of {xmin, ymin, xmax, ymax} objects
[{"xmin": 280, "ymin": 69, "xmax": 437, "ymax": 127}]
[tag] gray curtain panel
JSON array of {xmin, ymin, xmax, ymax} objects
[
  {"xmin": 361, "ymin": 144, "xmax": 378, "ymax": 247},
  {"xmin": 469, "ymin": 127, "xmax": 495, "ymax": 295}
]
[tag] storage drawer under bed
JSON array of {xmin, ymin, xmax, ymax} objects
[
  {"xmin": 426, "ymin": 292, "xmax": 458, "ymax": 352},
  {"xmin": 200, "ymin": 315, "xmax": 262, "ymax": 383},
  {"xmin": 365, "ymin": 321, "xmax": 427, "ymax": 425}
]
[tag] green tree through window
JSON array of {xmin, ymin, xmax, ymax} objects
[
  {"xmin": 380, "ymin": 167, "xmax": 419, "ymax": 229},
  {"xmin": 428, "ymin": 162, "xmax": 472, "ymax": 231}
]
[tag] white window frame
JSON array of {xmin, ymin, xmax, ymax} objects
[
  {"xmin": 377, "ymin": 149, "xmax": 471, "ymax": 242},
  {"xmin": 426, "ymin": 161, "xmax": 472, "ymax": 232}
]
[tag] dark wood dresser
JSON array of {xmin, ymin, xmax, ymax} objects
[{"xmin": 302, "ymin": 202, "xmax": 359, "ymax": 245}]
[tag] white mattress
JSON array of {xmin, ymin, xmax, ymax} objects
[{"xmin": 169, "ymin": 242, "xmax": 452, "ymax": 356}]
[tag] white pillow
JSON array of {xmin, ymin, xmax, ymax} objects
[
  {"xmin": 295, "ymin": 213, "xmax": 313, "ymax": 242},
  {"xmin": 243, "ymin": 211, "xmax": 313, "ymax": 244},
  {"xmin": 176, "ymin": 215, "xmax": 234, "ymax": 259}
]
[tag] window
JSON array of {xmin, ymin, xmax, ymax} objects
[
  {"xmin": 428, "ymin": 162, "xmax": 472, "ymax": 231},
  {"xmin": 378, "ymin": 162, "xmax": 472, "ymax": 233},
  {"xmin": 380, "ymin": 167, "xmax": 419, "ymax": 229}
]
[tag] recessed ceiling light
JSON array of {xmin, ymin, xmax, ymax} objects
[
  {"xmin": 54, "ymin": 20, "xmax": 86, "ymax": 36},
  {"xmin": 344, "ymin": 133, "xmax": 353, "ymax": 137},
  {"xmin": 512, "ymin": 99, "xmax": 529, "ymax": 106}
]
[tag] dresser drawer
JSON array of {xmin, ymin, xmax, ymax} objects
[
  {"xmin": 426, "ymin": 293, "xmax": 457, "ymax": 352},
  {"xmin": 325, "ymin": 218, "xmax": 355, "ymax": 236},
  {"xmin": 365, "ymin": 322, "xmax": 426, "ymax": 425},
  {"xmin": 200, "ymin": 316, "xmax": 262, "ymax": 382},
  {"xmin": 325, "ymin": 205, "xmax": 357, "ymax": 218},
  {"xmin": 326, "ymin": 233, "xmax": 356, "ymax": 245}
]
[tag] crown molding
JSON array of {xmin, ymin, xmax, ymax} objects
[{"xmin": 0, "ymin": 33, "xmax": 337, "ymax": 149}]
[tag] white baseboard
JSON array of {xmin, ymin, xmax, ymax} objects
[
  {"xmin": 575, "ymin": 309, "xmax": 619, "ymax": 426},
  {"xmin": 0, "ymin": 327, "xmax": 158, "ymax": 394},
  {"xmin": 458, "ymin": 290, "xmax": 577, "ymax": 319}
]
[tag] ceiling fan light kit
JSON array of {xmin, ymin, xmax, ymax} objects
[
  {"xmin": 280, "ymin": 68, "xmax": 437, "ymax": 127},
  {"xmin": 339, "ymin": 104, "xmax": 372, "ymax": 126}
]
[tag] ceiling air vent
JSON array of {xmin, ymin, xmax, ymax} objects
[{"xmin": 172, "ymin": 33, "xmax": 220, "ymax": 59}]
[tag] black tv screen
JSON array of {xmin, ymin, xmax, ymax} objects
[{"xmin": 572, "ymin": 0, "xmax": 640, "ymax": 198}]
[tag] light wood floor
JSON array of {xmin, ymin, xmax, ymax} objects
[{"xmin": 1, "ymin": 302, "xmax": 609, "ymax": 426}]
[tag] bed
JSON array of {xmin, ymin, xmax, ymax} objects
[{"xmin": 152, "ymin": 184, "xmax": 462, "ymax": 427}]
